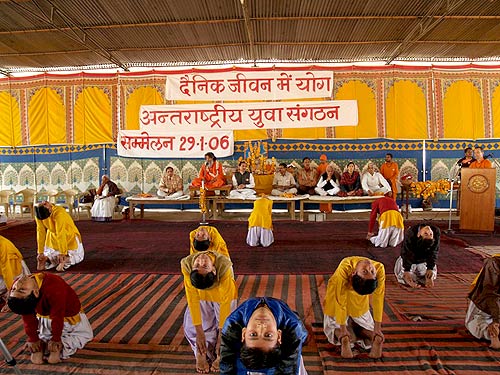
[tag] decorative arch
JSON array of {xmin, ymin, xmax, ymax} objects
[
  {"xmin": 125, "ymin": 86, "xmax": 163, "ymax": 130},
  {"xmin": 386, "ymin": 80, "xmax": 428, "ymax": 139},
  {"xmin": 443, "ymin": 80, "xmax": 484, "ymax": 139},
  {"xmin": 74, "ymin": 86, "xmax": 112, "ymax": 144},
  {"xmin": 28, "ymin": 87, "xmax": 66, "ymax": 145},
  {"xmin": 0, "ymin": 91, "xmax": 22, "ymax": 146},
  {"xmin": 334, "ymin": 80, "xmax": 377, "ymax": 139}
]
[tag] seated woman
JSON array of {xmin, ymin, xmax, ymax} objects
[
  {"xmin": 338, "ymin": 162, "xmax": 364, "ymax": 197},
  {"xmin": 91, "ymin": 175, "xmax": 121, "ymax": 222},
  {"xmin": 220, "ymin": 297, "xmax": 308, "ymax": 374}
]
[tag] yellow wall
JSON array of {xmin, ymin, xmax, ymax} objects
[
  {"xmin": 0, "ymin": 92, "xmax": 21, "ymax": 146},
  {"xmin": 386, "ymin": 80, "xmax": 428, "ymax": 139},
  {"xmin": 443, "ymin": 80, "xmax": 484, "ymax": 139},
  {"xmin": 28, "ymin": 88, "xmax": 66, "ymax": 145},
  {"xmin": 492, "ymin": 84, "xmax": 500, "ymax": 138},
  {"xmin": 74, "ymin": 87, "xmax": 112, "ymax": 144},
  {"xmin": 125, "ymin": 87, "xmax": 163, "ymax": 130},
  {"xmin": 334, "ymin": 80, "xmax": 377, "ymax": 139}
]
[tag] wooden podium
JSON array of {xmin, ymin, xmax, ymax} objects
[{"xmin": 459, "ymin": 168, "xmax": 496, "ymax": 232}]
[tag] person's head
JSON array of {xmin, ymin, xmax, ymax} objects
[
  {"xmin": 205, "ymin": 152, "xmax": 216, "ymax": 164},
  {"xmin": 473, "ymin": 146, "xmax": 484, "ymax": 161},
  {"xmin": 302, "ymin": 157, "xmax": 311, "ymax": 169},
  {"xmin": 193, "ymin": 227, "xmax": 211, "ymax": 251},
  {"xmin": 464, "ymin": 147, "xmax": 473, "ymax": 158},
  {"xmin": 190, "ymin": 253, "xmax": 216, "ymax": 289},
  {"xmin": 351, "ymin": 259, "xmax": 378, "ymax": 295},
  {"xmin": 35, "ymin": 201, "xmax": 52, "ymax": 220},
  {"xmin": 366, "ymin": 162, "xmax": 375, "ymax": 175},
  {"xmin": 240, "ymin": 304, "xmax": 282, "ymax": 369},
  {"xmin": 165, "ymin": 166, "xmax": 174, "ymax": 177},
  {"xmin": 320, "ymin": 154, "xmax": 328, "ymax": 163},
  {"xmin": 385, "ymin": 153, "xmax": 393, "ymax": 163},
  {"xmin": 7, "ymin": 275, "xmax": 40, "ymax": 315},
  {"xmin": 102, "ymin": 174, "xmax": 110, "ymax": 184},
  {"xmin": 238, "ymin": 161, "xmax": 248, "ymax": 173},
  {"xmin": 346, "ymin": 162, "xmax": 355, "ymax": 174},
  {"xmin": 417, "ymin": 225, "xmax": 434, "ymax": 247},
  {"xmin": 278, "ymin": 163, "xmax": 287, "ymax": 175},
  {"xmin": 326, "ymin": 165, "xmax": 334, "ymax": 176}
]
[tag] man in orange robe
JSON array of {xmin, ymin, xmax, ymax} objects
[
  {"xmin": 380, "ymin": 153, "xmax": 399, "ymax": 201},
  {"xmin": 191, "ymin": 152, "xmax": 226, "ymax": 189}
]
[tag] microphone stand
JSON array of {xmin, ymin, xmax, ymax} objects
[
  {"xmin": 445, "ymin": 164, "xmax": 460, "ymax": 234},
  {"xmin": 0, "ymin": 338, "xmax": 23, "ymax": 374}
]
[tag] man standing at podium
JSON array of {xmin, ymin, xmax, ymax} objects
[{"xmin": 470, "ymin": 146, "xmax": 492, "ymax": 169}]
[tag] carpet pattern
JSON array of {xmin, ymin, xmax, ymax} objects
[
  {"xmin": 0, "ymin": 220, "xmax": 488, "ymax": 275},
  {"xmin": 1, "ymin": 272, "xmax": 499, "ymax": 374}
]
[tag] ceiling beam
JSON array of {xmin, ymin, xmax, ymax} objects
[
  {"xmin": 239, "ymin": 0, "xmax": 256, "ymax": 65},
  {"xmin": 385, "ymin": 0, "xmax": 469, "ymax": 64},
  {"xmin": 9, "ymin": 0, "xmax": 129, "ymax": 70}
]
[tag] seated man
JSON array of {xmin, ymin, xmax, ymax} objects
[
  {"xmin": 91, "ymin": 174, "xmax": 121, "ymax": 222},
  {"xmin": 297, "ymin": 157, "xmax": 318, "ymax": 195},
  {"xmin": 220, "ymin": 297, "xmax": 308, "ymax": 374},
  {"xmin": 323, "ymin": 256, "xmax": 385, "ymax": 359},
  {"xmin": 191, "ymin": 152, "xmax": 227, "ymax": 189},
  {"xmin": 394, "ymin": 224, "xmax": 440, "ymax": 288},
  {"xmin": 465, "ymin": 254, "xmax": 500, "ymax": 349},
  {"xmin": 157, "ymin": 166, "xmax": 184, "ymax": 198},
  {"xmin": 181, "ymin": 250, "xmax": 237, "ymax": 373},
  {"xmin": 247, "ymin": 194, "xmax": 274, "ymax": 248},
  {"xmin": 7, "ymin": 273, "xmax": 93, "ymax": 364},
  {"xmin": 229, "ymin": 161, "xmax": 256, "ymax": 199},
  {"xmin": 190, "ymin": 225, "xmax": 230, "ymax": 258},
  {"xmin": 0, "ymin": 235, "xmax": 30, "ymax": 307},
  {"xmin": 271, "ymin": 163, "xmax": 298, "ymax": 196},
  {"xmin": 361, "ymin": 162, "xmax": 391, "ymax": 196},
  {"xmin": 366, "ymin": 194, "xmax": 404, "ymax": 248},
  {"xmin": 315, "ymin": 165, "xmax": 340, "ymax": 196},
  {"xmin": 35, "ymin": 201, "xmax": 84, "ymax": 272}
]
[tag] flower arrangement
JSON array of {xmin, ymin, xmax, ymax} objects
[
  {"xmin": 409, "ymin": 179, "xmax": 451, "ymax": 200},
  {"xmin": 241, "ymin": 141, "xmax": 276, "ymax": 175}
]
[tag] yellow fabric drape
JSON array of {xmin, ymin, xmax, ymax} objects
[
  {"xmin": 0, "ymin": 91, "xmax": 22, "ymax": 146},
  {"xmin": 492, "ymin": 84, "xmax": 500, "ymax": 138},
  {"xmin": 28, "ymin": 88, "xmax": 66, "ymax": 145},
  {"xmin": 334, "ymin": 80, "xmax": 377, "ymax": 139},
  {"xmin": 125, "ymin": 86, "xmax": 163, "ymax": 130},
  {"xmin": 385, "ymin": 80, "xmax": 428, "ymax": 139},
  {"xmin": 74, "ymin": 87, "xmax": 112, "ymax": 144},
  {"xmin": 443, "ymin": 80, "xmax": 484, "ymax": 139}
]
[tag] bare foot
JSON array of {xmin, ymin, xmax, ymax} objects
[
  {"xmin": 340, "ymin": 335, "xmax": 353, "ymax": 359},
  {"xmin": 369, "ymin": 335, "xmax": 383, "ymax": 358},
  {"xmin": 30, "ymin": 352, "xmax": 44, "ymax": 365},
  {"xmin": 37, "ymin": 255, "xmax": 48, "ymax": 271},
  {"xmin": 488, "ymin": 323, "xmax": 500, "ymax": 349},
  {"xmin": 211, "ymin": 356, "xmax": 220, "ymax": 372},
  {"xmin": 196, "ymin": 351, "xmax": 210, "ymax": 373}
]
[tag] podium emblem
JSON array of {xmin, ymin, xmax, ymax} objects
[{"xmin": 467, "ymin": 174, "xmax": 489, "ymax": 193}]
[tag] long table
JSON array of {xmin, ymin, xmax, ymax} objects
[
  {"xmin": 213, "ymin": 196, "xmax": 309, "ymax": 220},
  {"xmin": 126, "ymin": 196, "xmax": 208, "ymax": 219},
  {"xmin": 299, "ymin": 196, "xmax": 382, "ymax": 221}
]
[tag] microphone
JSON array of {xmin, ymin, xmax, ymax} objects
[{"xmin": 485, "ymin": 153, "xmax": 494, "ymax": 159}]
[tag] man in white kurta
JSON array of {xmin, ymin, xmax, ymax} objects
[
  {"xmin": 361, "ymin": 162, "xmax": 391, "ymax": 196},
  {"xmin": 91, "ymin": 175, "xmax": 121, "ymax": 222},
  {"xmin": 229, "ymin": 161, "xmax": 256, "ymax": 199}
]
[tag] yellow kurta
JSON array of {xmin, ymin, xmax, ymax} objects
[
  {"xmin": 36, "ymin": 206, "xmax": 82, "ymax": 256},
  {"xmin": 324, "ymin": 256, "xmax": 385, "ymax": 324},
  {"xmin": 0, "ymin": 235, "xmax": 24, "ymax": 289},
  {"xmin": 248, "ymin": 197, "xmax": 273, "ymax": 230},
  {"xmin": 181, "ymin": 251, "xmax": 237, "ymax": 328},
  {"xmin": 189, "ymin": 226, "xmax": 230, "ymax": 258}
]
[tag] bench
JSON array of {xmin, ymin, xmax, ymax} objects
[
  {"xmin": 299, "ymin": 196, "xmax": 383, "ymax": 221},
  {"xmin": 126, "ymin": 196, "xmax": 216, "ymax": 219}
]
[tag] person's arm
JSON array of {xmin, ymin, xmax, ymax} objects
[
  {"xmin": 361, "ymin": 173, "xmax": 370, "ymax": 193},
  {"xmin": 231, "ymin": 174, "xmax": 238, "ymax": 189},
  {"xmin": 371, "ymin": 263, "xmax": 386, "ymax": 324},
  {"xmin": 400, "ymin": 230, "xmax": 415, "ymax": 272},
  {"xmin": 53, "ymin": 210, "xmax": 69, "ymax": 256},
  {"xmin": 217, "ymin": 272, "xmax": 237, "ymax": 329},
  {"xmin": 247, "ymin": 173, "xmax": 255, "ymax": 189},
  {"xmin": 289, "ymin": 174, "xmax": 297, "ymax": 189},
  {"xmin": 22, "ymin": 314, "xmax": 41, "ymax": 342},
  {"xmin": 426, "ymin": 227, "xmax": 440, "ymax": 270},
  {"xmin": 368, "ymin": 200, "xmax": 379, "ymax": 234},
  {"xmin": 354, "ymin": 174, "xmax": 362, "ymax": 191},
  {"xmin": 158, "ymin": 174, "xmax": 167, "ymax": 191},
  {"xmin": 175, "ymin": 175, "xmax": 183, "ymax": 192},
  {"xmin": 47, "ymin": 285, "xmax": 67, "ymax": 342},
  {"xmin": 35, "ymin": 219, "xmax": 47, "ymax": 255},
  {"xmin": 379, "ymin": 173, "xmax": 391, "ymax": 190},
  {"xmin": 316, "ymin": 175, "xmax": 326, "ymax": 188}
]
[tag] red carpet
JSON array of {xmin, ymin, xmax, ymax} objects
[{"xmin": 0, "ymin": 220, "xmax": 488, "ymax": 275}]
